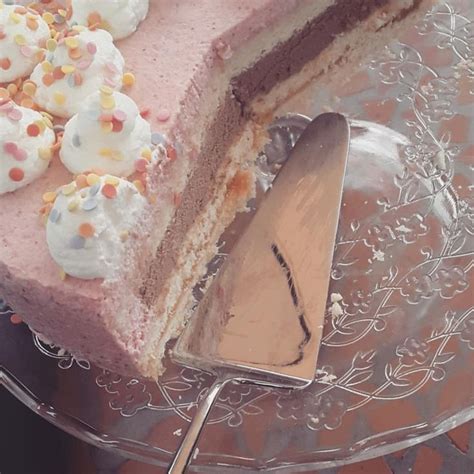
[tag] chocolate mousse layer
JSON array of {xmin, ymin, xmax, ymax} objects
[{"xmin": 141, "ymin": 0, "xmax": 421, "ymax": 306}]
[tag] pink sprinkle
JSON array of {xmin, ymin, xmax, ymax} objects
[
  {"xmin": 7, "ymin": 108, "xmax": 23, "ymax": 121},
  {"xmin": 86, "ymin": 42, "xmax": 97, "ymax": 55},
  {"xmin": 105, "ymin": 62, "xmax": 118, "ymax": 74},
  {"xmin": 113, "ymin": 109, "xmax": 127, "ymax": 122},
  {"xmin": 20, "ymin": 46, "xmax": 34, "ymax": 58},
  {"xmin": 13, "ymin": 148, "xmax": 27, "ymax": 161},
  {"xmin": 3, "ymin": 142, "xmax": 18, "ymax": 155},
  {"xmin": 134, "ymin": 158, "xmax": 148, "ymax": 173},
  {"xmin": 156, "ymin": 109, "xmax": 170, "ymax": 122},
  {"xmin": 0, "ymin": 101, "xmax": 13, "ymax": 112},
  {"xmin": 77, "ymin": 58, "xmax": 92, "ymax": 70},
  {"xmin": 103, "ymin": 77, "xmax": 116, "ymax": 87}
]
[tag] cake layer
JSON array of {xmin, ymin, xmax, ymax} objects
[{"xmin": 0, "ymin": 0, "xmax": 428, "ymax": 378}]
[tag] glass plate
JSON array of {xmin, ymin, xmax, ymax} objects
[{"xmin": 0, "ymin": 1, "xmax": 473, "ymax": 471}]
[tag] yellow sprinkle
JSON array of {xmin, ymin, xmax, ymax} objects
[
  {"xmin": 100, "ymin": 121, "xmax": 113, "ymax": 133},
  {"xmin": 99, "ymin": 148, "xmax": 113, "ymax": 157},
  {"xmin": 86, "ymin": 173, "xmax": 100, "ymax": 186},
  {"xmin": 141, "ymin": 148, "xmax": 152, "ymax": 161},
  {"xmin": 53, "ymin": 91, "xmax": 66, "ymax": 106},
  {"xmin": 59, "ymin": 268, "xmax": 67, "ymax": 281},
  {"xmin": 67, "ymin": 197, "xmax": 80, "ymax": 212},
  {"xmin": 46, "ymin": 38, "xmax": 57, "ymax": 52},
  {"xmin": 122, "ymin": 72, "xmax": 136, "ymax": 87},
  {"xmin": 100, "ymin": 95, "xmax": 115, "ymax": 110},
  {"xmin": 111, "ymin": 151, "xmax": 124, "ymax": 161},
  {"xmin": 41, "ymin": 61, "xmax": 54, "ymax": 73},
  {"xmin": 22, "ymin": 81, "xmax": 37, "ymax": 96},
  {"xmin": 42, "ymin": 116, "xmax": 53, "ymax": 129},
  {"xmin": 99, "ymin": 85, "xmax": 114, "ymax": 96},
  {"xmin": 61, "ymin": 64, "xmax": 76, "ymax": 74},
  {"xmin": 64, "ymin": 37, "xmax": 79, "ymax": 49},
  {"xmin": 58, "ymin": 8, "xmax": 67, "ymax": 18},
  {"xmin": 40, "ymin": 110, "xmax": 53, "ymax": 120},
  {"xmin": 35, "ymin": 119, "xmax": 46, "ymax": 133},
  {"xmin": 0, "ymin": 87, "xmax": 9, "ymax": 100},
  {"xmin": 133, "ymin": 180, "xmax": 145, "ymax": 194},
  {"xmin": 42, "ymin": 191, "xmax": 57, "ymax": 203},
  {"xmin": 7, "ymin": 83, "xmax": 17, "ymax": 96},
  {"xmin": 61, "ymin": 182, "xmax": 77, "ymax": 196},
  {"xmin": 42, "ymin": 12, "xmax": 54, "ymax": 25},
  {"xmin": 14, "ymin": 34, "xmax": 26, "ymax": 46},
  {"xmin": 105, "ymin": 175, "xmax": 120, "ymax": 186},
  {"xmin": 38, "ymin": 147, "xmax": 52, "ymax": 160},
  {"xmin": 9, "ymin": 12, "xmax": 21, "ymax": 24}
]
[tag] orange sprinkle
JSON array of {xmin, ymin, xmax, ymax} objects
[
  {"xmin": 9, "ymin": 168, "xmax": 24, "ymax": 182},
  {"xmin": 102, "ymin": 183, "xmax": 117, "ymax": 199},
  {"xmin": 20, "ymin": 97, "xmax": 35, "ymax": 109},
  {"xmin": 0, "ymin": 58, "xmax": 11, "ymax": 70},
  {"xmin": 78, "ymin": 222, "xmax": 95, "ymax": 238},
  {"xmin": 42, "ymin": 73, "xmax": 55, "ymax": 86},
  {"xmin": 27, "ymin": 123, "xmax": 41, "ymax": 137},
  {"xmin": 75, "ymin": 174, "xmax": 88, "ymax": 189},
  {"xmin": 10, "ymin": 314, "xmax": 23, "ymax": 325}
]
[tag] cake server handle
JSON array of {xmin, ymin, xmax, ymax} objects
[{"xmin": 168, "ymin": 375, "xmax": 232, "ymax": 473}]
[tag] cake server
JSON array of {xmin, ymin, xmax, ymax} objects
[{"xmin": 169, "ymin": 112, "xmax": 350, "ymax": 473}]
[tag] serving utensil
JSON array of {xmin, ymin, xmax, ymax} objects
[{"xmin": 169, "ymin": 112, "xmax": 350, "ymax": 472}]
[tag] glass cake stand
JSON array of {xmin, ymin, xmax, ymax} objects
[{"xmin": 0, "ymin": 1, "xmax": 473, "ymax": 471}]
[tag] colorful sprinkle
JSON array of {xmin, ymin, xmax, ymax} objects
[
  {"xmin": 101, "ymin": 183, "xmax": 117, "ymax": 199},
  {"xmin": 49, "ymin": 208, "xmax": 61, "ymax": 223},
  {"xmin": 53, "ymin": 91, "xmax": 66, "ymax": 106},
  {"xmin": 27, "ymin": 123, "xmax": 40, "ymax": 137},
  {"xmin": 42, "ymin": 191, "xmax": 57, "ymax": 203},
  {"xmin": 86, "ymin": 173, "xmax": 100, "ymax": 186},
  {"xmin": 69, "ymin": 235, "xmax": 86, "ymax": 249},
  {"xmin": 78, "ymin": 222, "xmax": 95, "ymax": 238},
  {"xmin": 82, "ymin": 197, "xmax": 98, "ymax": 211},
  {"xmin": 122, "ymin": 72, "xmax": 135, "ymax": 87},
  {"xmin": 61, "ymin": 182, "xmax": 77, "ymax": 196},
  {"xmin": 67, "ymin": 197, "xmax": 80, "ymax": 212},
  {"xmin": 9, "ymin": 167, "xmax": 24, "ymax": 182},
  {"xmin": 134, "ymin": 158, "xmax": 148, "ymax": 173},
  {"xmin": 38, "ymin": 147, "xmax": 52, "ymax": 160}
]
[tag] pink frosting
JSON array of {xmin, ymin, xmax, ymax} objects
[{"xmin": 0, "ymin": 0, "xmax": 298, "ymax": 372}]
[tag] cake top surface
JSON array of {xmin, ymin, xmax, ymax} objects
[{"xmin": 0, "ymin": 0, "xmax": 299, "ymax": 296}]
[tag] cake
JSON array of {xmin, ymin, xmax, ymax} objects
[{"xmin": 0, "ymin": 0, "xmax": 429, "ymax": 378}]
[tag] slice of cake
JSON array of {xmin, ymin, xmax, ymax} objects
[{"xmin": 0, "ymin": 0, "xmax": 430, "ymax": 378}]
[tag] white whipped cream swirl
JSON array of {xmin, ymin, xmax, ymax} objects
[
  {"xmin": 46, "ymin": 175, "xmax": 146, "ymax": 280},
  {"xmin": 60, "ymin": 89, "xmax": 152, "ymax": 177},
  {"xmin": 69, "ymin": 0, "xmax": 149, "ymax": 40},
  {"xmin": 30, "ymin": 27, "xmax": 124, "ymax": 118},
  {"xmin": 0, "ymin": 3, "xmax": 50, "ymax": 83},
  {"xmin": 0, "ymin": 100, "xmax": 55, "ymax": 194}
]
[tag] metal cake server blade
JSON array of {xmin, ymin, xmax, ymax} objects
[{"xmin": 169, "ymin": 112, "xmax": 350, "ymax": 473}]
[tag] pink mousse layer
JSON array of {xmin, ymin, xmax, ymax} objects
[{"xmin": 0, "ymin": 1, "xmax": 299, "ymax": 368}]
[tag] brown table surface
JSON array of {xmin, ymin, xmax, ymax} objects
[{"xmin": 1, "ymin": 385, "xmax": 471, "ymax": 474}]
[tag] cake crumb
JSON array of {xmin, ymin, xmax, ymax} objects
[
  {"xmin": 173, "ymin": 428, "xmax": 183, "ymax": 437},
  {"xmin": 395, "ymin": 224, "xmax": 411, "ymax": 233},
  {"xmin": 373, "ymin": 249, "xmax": 385, "ymax": 262},
  {"xmin": 315, "ymin": 368, "xmax": 337, "ymax": 383},
  {"xmin": 193, "ymin": 448, "xmax": 200, "ymax": 460},
  {"xmin": 330, "ymin": 292, "xmax": 343, "ymax": 303}
]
